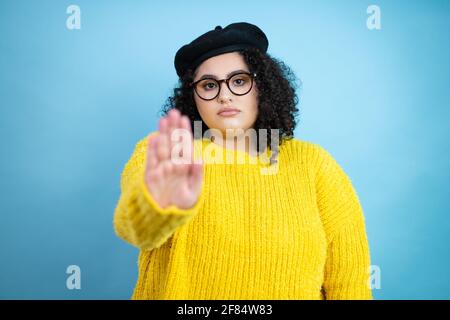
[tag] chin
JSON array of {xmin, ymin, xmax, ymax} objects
[{"xmin": 222, "ymin": 126, "xmax": 253, "ymax": 137}]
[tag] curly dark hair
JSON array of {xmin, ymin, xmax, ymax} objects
[{"xmin": 160, "ymin": 47, "xmax": 300, "ymax": 159}]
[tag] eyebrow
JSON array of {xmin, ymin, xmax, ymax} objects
[{"xmin": 195, "ymin": 69, "xmax": 250, "ymax": 82}]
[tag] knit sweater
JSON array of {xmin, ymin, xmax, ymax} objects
[{"xmin": 113, "ymin": 132, "xmax": 373, "ymax": 300}]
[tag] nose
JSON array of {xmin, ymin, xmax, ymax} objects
[{"xmin": 217, "ymin": 81, "xmax": 232, "ymax": 103}]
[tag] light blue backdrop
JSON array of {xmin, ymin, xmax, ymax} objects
[{"xmin": 1, "ymin": 0, "xmax": 449, "ymax": 299}]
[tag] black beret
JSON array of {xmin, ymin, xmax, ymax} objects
[{"xmin": 174, "ymin": 22, "xmax": 269, "ymax": 78}]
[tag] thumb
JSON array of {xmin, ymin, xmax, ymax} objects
[{"xmin": 188, "ymin": 163, "xmax": 204, "ymax": 193}]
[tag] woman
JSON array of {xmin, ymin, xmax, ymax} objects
[{"xmin": 113, "ymin": 22, "xmax": 373, "ymax": 300}]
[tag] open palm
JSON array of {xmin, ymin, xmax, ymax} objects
[{"xmin": 144, "ymin": 109, "xmax": 203, "ymax": 210}]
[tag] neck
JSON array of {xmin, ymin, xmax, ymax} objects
[{"xmin": 209, "ymin": 129, "xmax": 260, "ymax": 156}]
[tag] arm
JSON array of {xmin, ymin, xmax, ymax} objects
[
  {"xmin": 113, "ymin": 132, "xmax": 205, "ymax": 251},
  {"xmin": 313, "ymin": 145, "xmax": 373, "ymax": 300}
]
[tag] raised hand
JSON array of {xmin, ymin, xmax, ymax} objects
[{"xmin": 144, "ymin": 109, "xmax": 203, "ymax": 210}]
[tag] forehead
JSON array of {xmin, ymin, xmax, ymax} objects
[{"xmin": 194, "ymin": 52, "xmax": 249, "ymax": 78}]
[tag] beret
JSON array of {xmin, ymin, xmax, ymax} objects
[{"xmin": 174, "ymin": 22, "xmax": 269, "ymax": 78}]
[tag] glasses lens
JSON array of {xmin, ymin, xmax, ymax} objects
[
  {"xmin": 194, "ymin": 73, "xmax": 253, "ymax": 100},
  {"xmin": 229, "ymin": 73, "xmax": 252, "ymax": 95},
  {"xmin": 195, "ymin": 79, "xmax": 219, "ymax": 100}
]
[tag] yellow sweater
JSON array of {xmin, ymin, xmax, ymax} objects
[{"xmin": 113, "ymin": 133, "xmax": 373, "ymax": 300}]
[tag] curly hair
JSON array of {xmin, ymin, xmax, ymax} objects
[{"xmin": 160, "ymin": 47, "xmax": 300, "ymax": 160}]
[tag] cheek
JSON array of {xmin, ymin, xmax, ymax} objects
[
  {"xmin": 194, "ymin": 98, "xmax": 215, "ymax": 124},
  {"xmin": 194, "ymin": 96, "xmax": 206, "ymax": 115}
]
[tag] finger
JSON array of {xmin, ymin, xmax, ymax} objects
[
  {"xmin": 157, "ymin": 135, "xmax": 170, "ymax": 161},
  {"xmin": 167, "ymin": 109, "xmax": 175, "ymax": 130},
  {"xmin": 157, "ymin": 117, "xmax": 170, "ymax": 161},
  {"xmin": 168, "ymin": 109, "xmax": 182, "ymax": 163},
  {"xmin": 180, "ymin": 114, "xmax": 191, "ymax": 132},
  {"xmin": 166, "ymin": 110, "xmax": 175, "ymax": 161},
  {"xmin": 159, "ymin": 116, "xmax": 169, "ymax": 134},
  {"xmin": 168, "ymin": 109, "xmax": 181, "ymax": 138},
  {"xmin": 179, "ymin": 115, "xmax": 193, "ymax": 162},
  {"xmin": 146, "ymin": 134, "xmax": 159, "ymax": 172}
]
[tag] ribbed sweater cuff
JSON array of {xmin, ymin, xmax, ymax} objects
[{"xmin": 116, "ymin": 176, "xmax": 204, "ymax": 251}]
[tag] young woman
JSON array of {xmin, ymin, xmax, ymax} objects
[{"xmin": 113, "ymin": 22, "xmax": 373, "ymax": 300}]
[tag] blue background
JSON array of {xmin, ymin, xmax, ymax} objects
[{"xmin": 1, "ymin": 0, "xmax": 449, "ymax": 299}]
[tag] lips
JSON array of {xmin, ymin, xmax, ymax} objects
[{"xmin": 218, "ymin": 107, "xmax": 241, "ymax": 116}]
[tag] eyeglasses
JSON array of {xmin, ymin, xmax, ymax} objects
[{"xmin": 190, "ymin": 72, "xmax": 257, "ymax": 101}]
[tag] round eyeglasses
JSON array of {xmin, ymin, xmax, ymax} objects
[{"xmin": 190, "ymin": 72, "xmax": 257, "ymax": 101}]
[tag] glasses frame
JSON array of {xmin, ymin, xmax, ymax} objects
[{"xmin": 189, "ymin": 72, "xmax": 257, "ymax": 101}]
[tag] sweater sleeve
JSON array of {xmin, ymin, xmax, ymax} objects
[
  {"xmin": 313, "ymin": 144, "xmax": 373, "ymax": 300},
  {"xmin": 113, "ymin": 132, "xmax": 205, "ymax": 251}
]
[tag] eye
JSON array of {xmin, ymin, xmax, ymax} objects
[
  {"xmin": 201, "ymin": 81, "xmax": 218, "ymax": 90},
  {"xmin": 231, "ymin": 74, "xmax": 250, "ymax": 86}
]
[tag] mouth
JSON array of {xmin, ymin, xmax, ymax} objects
[{"xmin": 217, "ymin": 107, "xmax": 241, "ymax": 117}]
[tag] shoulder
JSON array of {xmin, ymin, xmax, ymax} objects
[
  {"xmin": 123, "ymin": 132, "xmax": 159, "ymax": 172},
  {"xmin": 279, "ymin": 137, "xmax": 351, "ymax": 188},
  {"xmin": 133, "ymin": 131, "xmax": 159, "ymax": 153},
  {"xmin": 279, "ymin": 137, "xmax": 336, "ymax": 168}
]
